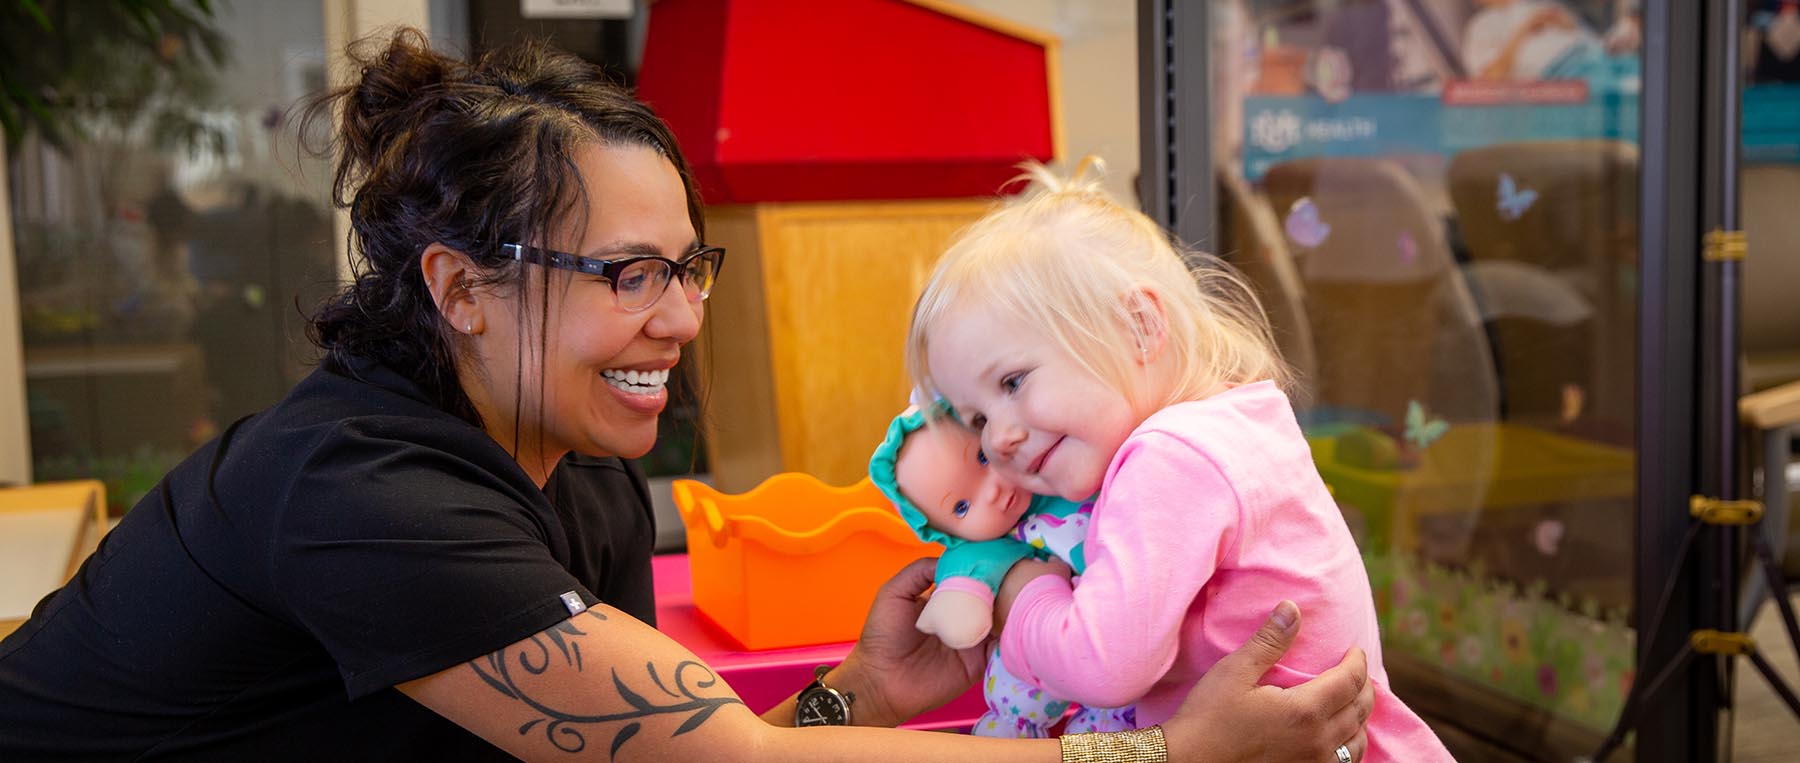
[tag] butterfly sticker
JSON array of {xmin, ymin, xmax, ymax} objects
[
  {"xmin": 1404, "ymin": 400, "xmax": 1450, "ymax": 451},
  {"xmin": 1496, "ymin": 173, "xmax": 1538, "ymax": 222},
  {"xmin": 1533, "ymin": 518, "xmax": 1566, "ymax": 557},
  {"xmin": 1284, "ymin": 197, "xmax": 1331, "ymax": 248},
  {"xmin": 1560, "ymin": 384, "xmax": 1585, "ymax": 424},
  {"xmin": 1397, "ymin": 231, "xmax": 1418, "ymax": 265}
]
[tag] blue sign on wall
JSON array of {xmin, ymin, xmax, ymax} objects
[
  {"xmin": 1242, "ymin": 88, "xmax": 1639, "ymax": 180},
  {"xmin": 1243, "ymin": 83, "xmax": 1800, "ymax": 179},
  {"xmin": 1745, "ymin": 84, "xmax": 1800, "ymax": 164}
]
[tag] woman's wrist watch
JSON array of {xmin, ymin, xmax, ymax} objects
[{"xmin": 794, "ymin": 665, "xmax": 855, "ymax": 726}]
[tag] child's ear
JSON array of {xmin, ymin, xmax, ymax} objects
[{"xmin": 1124, "ymin": 287, "xmax": 1169, "ymax": 365}]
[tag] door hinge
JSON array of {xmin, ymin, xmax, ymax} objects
[
  {"xmin": 1703, "ymin": 229, "xmax": 1746, "ymax": 262},
  {"xmin": 1689, "ymin": 494, "xmax": 1763, "ymax": 524},
  {"xmin": 1690, "ymin": 629, "xmax": 1755, "ymax": 656}
]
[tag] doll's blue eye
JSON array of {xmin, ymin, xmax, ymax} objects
[
  {"xmin": 953, "ymin": 500, "xmax": 970, "ymax": 518},
  {"xmin": 976, "ymin": 449, "xmax": 988, "ymax": 466}
]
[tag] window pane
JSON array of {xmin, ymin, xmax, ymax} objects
[
  {"xmin": 12, "ymin": 2, "xmax": 335, "ymax": 514},
  {"xmin": 1736, "ymin": 1, "xmax": 1800, "ymax": 755},
  {"xmin": 1211, "ymin": 1, "xmax": 1642, "ymax": 757}
]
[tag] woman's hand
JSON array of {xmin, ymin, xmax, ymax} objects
[
  {"xmin": 829, "ymin": 558, "xmax": 988, "ymax": 727},
  {"xmin": 1161, "ymin": 601, "xmax": 1374, "ymax": 763}
]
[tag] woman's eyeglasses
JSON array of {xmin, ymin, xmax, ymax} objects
[{"xmin": 502, "ymin": 243, "xmax": 725, "ymax": 312}]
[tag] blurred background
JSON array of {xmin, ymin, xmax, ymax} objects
[{"xmin": 2, "ymin": 1, "xmax": 1795, "ymax": 761}]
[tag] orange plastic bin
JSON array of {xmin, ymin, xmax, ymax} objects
[{"xmin": 672, "ymin": 473, "xmax": 942, "ymax": 651}]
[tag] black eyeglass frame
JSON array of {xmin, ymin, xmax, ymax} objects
[{"xmin": 501, "ymin": 242, "xmax": 726, "ymax": 308}]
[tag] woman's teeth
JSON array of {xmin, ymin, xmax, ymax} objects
[{"xmin": 601, "ymin": 368, "xmax": 671, "ymax": 395}]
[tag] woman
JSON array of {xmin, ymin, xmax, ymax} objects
[{"xmin": 0, "ymin": 30, "xmax": 1372, "ymax": 762}]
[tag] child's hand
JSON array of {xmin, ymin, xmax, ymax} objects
[
  {"xmin": 914, "ymin": 590, "xmax": 993, "ymax": 649},
  {"xmin": 993, "ymin": 557, "xmax": 1074, "ymax": 635}
]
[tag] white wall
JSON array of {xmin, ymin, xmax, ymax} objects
[
  {"xmin": 323, "ymin": 0, "xmax": 432, "ymax": 278},
  {"xmin": 954, "ymin": 0, "xmax": 1141, "ymax": 204},
  {"xmin": 200, "ymin": 1, "xmax": 336, "ymax": 201},
  {"xmin": 0, "ymin": 143, "xmax": 29, "ymax": 485}
]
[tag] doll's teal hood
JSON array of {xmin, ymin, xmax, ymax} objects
[{"xmin": 869, "ymin": 403, "xmax": 968, "ymax": 550}]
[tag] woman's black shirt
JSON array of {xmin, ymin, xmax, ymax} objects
[{"xmin": 0, "ymin": 356, "xmax": 658, "ymax": 760}]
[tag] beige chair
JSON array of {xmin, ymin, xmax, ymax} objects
[
  {"xmin": 1217, "ymin": 168, "xmax": 1318, "ymax": 400},
  {"xmin": 1260, "ymin": 157, "xmax": 1498, "ymax": 428},
  {"xmin": 1742, "ymin": 164, "xmax": 1800, "ymax": 394},
  {"xmin": 1741, "ymin": 163, "xmax": 1800, "ymax": 593},
  {"xmin": 1446, "ymin": 140, "xmax": 1639, "ymax": 444},
  {"xmin": 1254, "ymin": 157, "xmax": 1500, "ymax": 564}
]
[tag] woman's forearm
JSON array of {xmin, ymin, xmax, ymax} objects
[
  {"xmin": 399, "ymin": 601, "xmax": 1054, "ymax": 762},
  {"xmin": 751, "ymin": 726, "xmax": 1058, "ymax": 763},
  {"xmin": 752, "ymin": 660, "xmax": 1057, "ymax": 762}
]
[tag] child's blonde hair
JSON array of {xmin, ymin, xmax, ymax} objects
[{"xmin": 905, "ymin": 159, "xmax": 1292, "ymax": 414}]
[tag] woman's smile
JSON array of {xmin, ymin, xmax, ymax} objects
[
  {"xmin": 600, "ymin": 374, "xmax": 667, "ymax": 414},
  {"xmin": 600, "ymin": 367, "xmax": 672, "ymax": 395}
]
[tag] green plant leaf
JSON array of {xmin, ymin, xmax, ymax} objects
[
  {"xmin": 17, "ymin": 0, "xmax": 53, "ymax": 32},
  {"xmin": 0, "ymin": 98, "xmax": 20, "ymax": 141},
  {"xmin": 2, "ymin": 0, "xmax": 228, "ymax": 154}
]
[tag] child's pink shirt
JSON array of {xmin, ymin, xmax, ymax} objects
[{"xmin": 998, "ymin": 381, "xmax": 1451, "ymax": 761}]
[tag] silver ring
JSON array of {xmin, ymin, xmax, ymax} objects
[{"xmin": 1335, "ymin": 745, "xmax": 1353, "ymax": 763}]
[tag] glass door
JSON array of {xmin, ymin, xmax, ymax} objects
[
  {"xmin": 1168, "ymin": 0, "xmax": 1652, "ymax": 758},
  {"xmin": 1733, "ymin": 1, "xmax": 1800, "ymax": 758},
  {"xmin": 8, "ymin": 2, "xmax": 336, "ymax": 514},
  {"xmin": 1741, "ymin": 5, "xmax": 1800, "ymax": 395}
]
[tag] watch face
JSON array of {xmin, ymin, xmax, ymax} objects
[{"xmin": 797, "ymin": 688, "xmax": 849, "ymax": 726}]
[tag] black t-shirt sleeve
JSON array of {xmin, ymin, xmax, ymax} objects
[
  {"xmin": 542, "ymin": 454, "xmax": 658, "ymax": 626},
  {"xmin": 269, "ymin": 420, "xmax": 590, "ymax": 699}
]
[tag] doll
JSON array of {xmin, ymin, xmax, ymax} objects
[{"xmin": 869, "ymin": 404, "xmax": 1135, "ymax": 738}]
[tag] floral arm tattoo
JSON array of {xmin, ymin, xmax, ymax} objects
[{"xmin": 468, "ymin": 609, "xmax": 744, "ymax": 758}]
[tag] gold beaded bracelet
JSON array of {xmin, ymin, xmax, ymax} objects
[{"xmin": 1058, "ymin": 725, "xmax": 1169, "ymax": 763}]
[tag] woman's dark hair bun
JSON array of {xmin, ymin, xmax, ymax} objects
[
  {"xmin": 333, "ymin": 29, "xmax": 456, "ymax": 196},
  {"xmin": 296, "ymin": 27, "xmax": 701, "ymax": 430}
]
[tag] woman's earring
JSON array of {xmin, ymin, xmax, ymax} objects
[{"xmin": 466, "ymin": 321, "xmax": 473, "ymax": 334}]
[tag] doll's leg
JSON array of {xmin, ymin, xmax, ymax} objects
[
  {"xmin": 971, "ymin": 645, "xmax": 1070, "ymax": 738},
  {"xmin": 1064, "ymin": 703, "xmax": 1138, "ymax": 733}
]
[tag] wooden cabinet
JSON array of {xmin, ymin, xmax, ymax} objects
[
  {"xmin": 696, "ymin": 200, "xmax": 993, "ymax": 492},
  {"xmin": 639, "ymin": 0, "xmax": 1060, "ymax": 491}
]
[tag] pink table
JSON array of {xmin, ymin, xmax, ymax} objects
[{"xmin": 652, "ymin": 553, "xmax": 985, "ymax": 731}]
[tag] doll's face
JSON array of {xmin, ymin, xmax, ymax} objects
[{"xmin": 894, "ymin": 421, "xmax": 1029, "ymax": 542}]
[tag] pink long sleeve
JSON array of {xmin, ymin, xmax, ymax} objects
[
  {"xmin": 996, "ymin": 382, "xmax": 1454, "ymax": 761},
  {"xmin": 998, "ymin": 432, "xmax": 1237, "ymax": 708}
]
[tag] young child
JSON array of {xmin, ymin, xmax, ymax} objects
[
  {"xmin": 869, "ymin": 402, "xmax": 1135, "ymax": 738},
  {"xmin": 903, "ymin": 161, "xmax": 1452, "ymax": 761}
]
